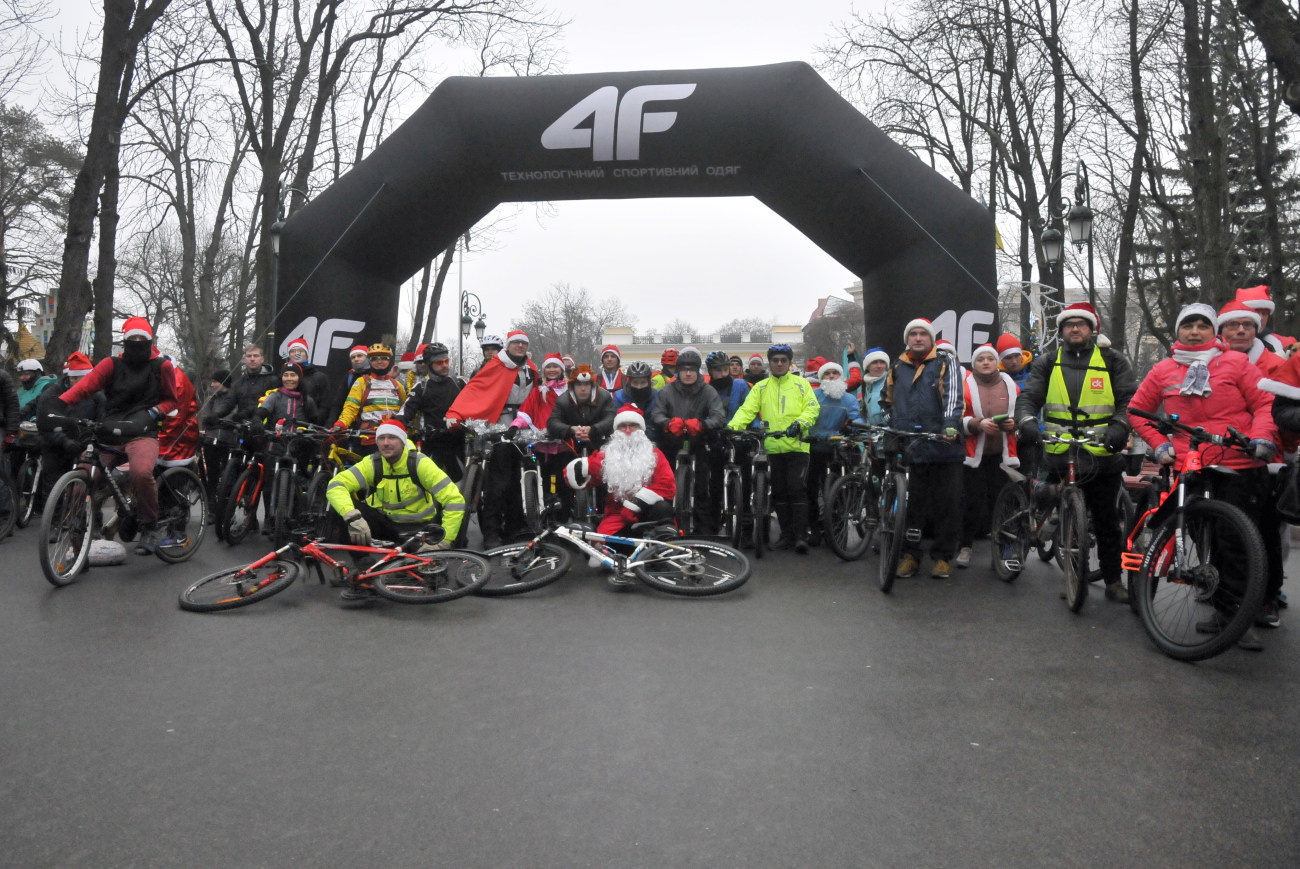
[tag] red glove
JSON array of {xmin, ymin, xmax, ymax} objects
[
  {"xmin": 684, "ymin": 419, "xmax": 702, "ymax": 437},
  {"xmin": 2, "ymin": 432, "xmax": 14, "ymax": 446},
  {"xmin": 331, "ymin": 420, "xmax": 347, "ymax": 431},
  {"xmin": 667, "ymin": 418, "xmax": 686, "ymax": 436}
]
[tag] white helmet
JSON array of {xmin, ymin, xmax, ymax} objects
[
  {"xmin": 17, "ymin": 359, "xmax": 43, "ymax": 373},
  {"xmin": 480, "ymin": 333, "xmax": 504, "ymax": 349}
]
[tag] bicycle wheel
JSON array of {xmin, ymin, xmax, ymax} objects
[
  {"xmin": 724, "ymin": 470, "xmax": 744, "ymax": 548},
  {"xmin": 1060, "ymin": 487, "xmax": 1089, "ymax": 612},
  {"xmin": 989, "ymin": 482, "xmax": 1030, "ymax": 582},
  {"xmin": 302, "ymin": 470, "xmax": 332, "ymax": 538},
  {"xmin": 179, "ymin": 559, "xmax": 301, "ymax": 612},
  {"xmin": 15, "ymin": 457, "xmax": 39, "ymax": 528},
  {"xmin": 271, "ymin": 469, "xmax": 294, "ymax": 547},
  {"xmin": 877, "ymin": 471, "xmax": 907, "ymax": 593},
  {"xmin": 1134, "ymin": 498, "xmax": 1268, "ymax": 661},
  {"xmin": 0, "ymin": 467, "xmax": 17, "ymax": 540},
  {"xmin": 38, "ymin": 470, "xmax": 94, "ymax": 586},
  {"xmin": 371, "ymin": 550, "xmax": 492, "ymax": 604},
  {"xmin": 522, "ymin": 471, "xmax": 542, "ymax": 535},
  {"xmin": 155, "ymin": 466, "xmax": 208, "ymax": 563},
  {"xmin": 634, "ymin": 539, "xmax": 751, "ymax": 596},
  {"xmin": 221, "ymin": 465, "xmax": 261, "ymax": 544},
  {"xmin": 751, "ymin": 465, "xmax": 768, "ymax": 558},
  {"xmin": 456, "ymin": 462, "xmax": 482, "ymax": 546},
  {"xmin": 674, "ymin": 460, "xmax": 694, "ymax": 535},
  {"xmin": 475, "ymin": 540, "xmax": 573, "ymax": 596},
  {"xmin": 825, "ymin": 474, "xmax": 873, "ymax": 562},
  {"xmin": 1034, "ymin": 504, "xmax": 1057, "ymax": 562},
  {"xmin": 212, "ymin": 460, "xmax": 242, "ymax": 541}
]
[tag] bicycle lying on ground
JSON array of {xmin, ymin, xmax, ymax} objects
[
  {"xmin": 179, "ymin": 528, "xmax": 490, "ymax": 611},
  {"xmin": 1122, "ymin": 408, "xmax": 1267, "ymax": 661},
  {"xmin": 477, "ymin": 510, "xmax": 750, "ymax": 597}
]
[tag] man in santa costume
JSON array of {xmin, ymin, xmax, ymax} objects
[
  {"xmin": 598, "ymin": 344, "xmax": 624, "ymax": 391},
  {"xmin": 1236, "ymin": 285, "xmax": 1296, "ymax": 355},
  {"xmin": 1218, "ymin": 299, "xmax": 1284, "ymax": 375},
  {"xmin": 446, "ymin": 330, "xmax": 538, "ymax": 548}
]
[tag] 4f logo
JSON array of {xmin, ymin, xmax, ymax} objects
[
  {"xmin": 281, "ymin": 317, "xmax": 366, "ymax": 365},
  {"xmin": 541, "ymin": 84, "xmax": 697, "ymax": 161}
]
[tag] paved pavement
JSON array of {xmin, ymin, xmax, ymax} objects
[{"xmin": 3, "ymin": 518, "xmax": 1298, "ymax": 868}]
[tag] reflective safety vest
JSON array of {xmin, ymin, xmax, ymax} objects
[{"xmin": 1043, "ymin": 345, "xmax": 1115, "ymax": 456}]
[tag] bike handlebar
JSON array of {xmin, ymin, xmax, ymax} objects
[{"xmin": 1127, "ymin": 407, "xmax": 1253, "ymax": 451}]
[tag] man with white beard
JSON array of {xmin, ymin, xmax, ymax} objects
[
  {"xmin": 804, "ymin": 362, "xmax": 864, "ymax": 546},
  {"xmin": 565, "ymin": 404, "xmax": 677, "ymax": 547}
]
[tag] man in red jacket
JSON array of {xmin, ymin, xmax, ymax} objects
[
  {"xmin": 564, "ymin": 403, "xmax": 675, "ymax": 542},
  {"xmin": 1218, "ymin": 300, "xmax": 1284, "ymax": 375}
]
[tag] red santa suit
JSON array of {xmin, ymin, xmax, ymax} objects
[
  {"xmin": 564, "ymin": 405, "xmax": 676, "ymax": 534},
  {"xmin": 158, "ymin": 365, "xmax": 200, "ymax": 466}
]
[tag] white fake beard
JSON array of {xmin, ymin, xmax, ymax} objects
[
  {"xmin": 821, "ymin": 378, "xmax": 848, "ymax": 400},
  {"xmin": 602, "ymin": 428, "xmax": 656, "ymax": 500}
]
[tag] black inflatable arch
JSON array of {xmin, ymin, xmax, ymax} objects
[{"xmin": 276, "ymin": 61, "xmax": 997, "ymax": 372}]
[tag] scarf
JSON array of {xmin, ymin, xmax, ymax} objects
[{"xmin": 1170, "ymin": 339, "xmax": 1224, "ymax": 396}]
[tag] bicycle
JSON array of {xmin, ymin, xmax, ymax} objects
[
  {"xmin": 0, "ymin": 463, "xmax": 16, "ymax": 541},
  {"xmin": 13, "ymin": 420, "xmax": 43, "ymax": 528},
  {"xmin": 873, "ymin": 425, "xmax": 954, "ymax": 594},
  {"xmin": 208, "ymin": 419, "xmax": 262, "ymax": 543},
  {"xmin": 478, "ymin": 510, "xmax": 750, "ymax": 597},
  {"xmin": 37, "ymin": 416, "xmax": 208, "ymax": 586},
  {"xmin": 263, "ymin": 424, "xmax": 334, "ymax": 547},
  {"xmin": 822, "ymin": 422, "xmax": 881, "ymax": 562},
  {"xmin": 672, "ymin": 435, "xmax": 700, "ymax": 536},
  {"xmin": 1122, "ymin": 408, "xmax": 1268, "ymax": 661},
  {"xmin": 719, "ymin": 430, "xmax": 760, "ymax": 549},
  {"xmin": 179, "ymin": 528, "xmax": 491, "ymax": 611}
]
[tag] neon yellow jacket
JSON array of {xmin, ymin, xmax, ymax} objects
[
  {"xmin": 325, "ymin": 440, "xmax": 465, "ymax": 538},
  {"xmin": 727, "ymin": 372, "xmax": 820, "ymax": 454}
]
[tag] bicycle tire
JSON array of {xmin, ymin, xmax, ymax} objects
[
  {"xmin": 674, "ymin": 460, "xmax": 694, "ymax": 535},
  {"xmin": 38, "ymin": 470, "xmax": 94, "ymax": 587},
  {"xmin": 0, "ymin": 467, "xmax": 17, "ymax": 540},
  {"xmin": 1034, "ymin": 504, "xmax": 1057, "ymax": 562},
  {"xmin": 1134, "ymin": 498, "xmax": 1268, "ymax": 661},
  {"xmin": 457, "ymin": 462, "xmax": 482, "ymax": 546},
  {"xmin": 155, "ymin": 466, "xmax": 208, "ymax": 563},
  {"xmin": 302, "ymin": 470, "xmax": 332, "ymax": 538},
  {"xmin": 633, "ymin": 539, "xmax": 751, "ymax": 596},
  {"xmin": 522, "ymin": 471, "xmax": 542, "ymax": 535},
  {"xmin": 877, "ymin": 471, "xmax": 907, "ymax": 593},
  {"xmin": 475, "ymin": 540, "xmax": 573, "ymax": 596},
  {"xmin": 825, "ymin": 474, "xmax": 873, "ymax": 562},
  {"xmin": 179, "ymin": 559, "xmax": 301, "ymax": 612},
  {"xmin": 15, "ymin": 457, "xmax": 39, "ymax": 528},
  {"xmin": 212, "ymin": 460, "xmax": 242, "ymax": 541},
  {"xmin": 371, "ymin": 550, "xmax": 492, "ymax": 604},
  {"xmin": 1060, "ymin": 487, "xmax": 1089, "ymax": 612},
  {"xmin": 724, "ymin": 470, "xmax": 744, "ymax": 549},
  {"xmin": 751, "ymin": 466, "xmax": 768, "ymax": 558},
  {"xmin": 221, "ymin": 465, "xmax": 261, "ymax": 544},
  {"xmin": 271, "ymin": 469, "xmax": 293, "ymax": 547},
  {"xmin": 989, "ymin": 482, "xmax": 1030, "ymax": 582}
]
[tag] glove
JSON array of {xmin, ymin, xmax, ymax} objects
[
  {"xmin": 785, "ymin": 422, "xmax": 802, "ymax": 438},
  {"xmin": 502, "ymin": 426, "xmax": 518, "ymax": 441},
  {"xmin": 147, "ymin": 407, "xmax": 159, "ymax": 421},
  {"xmin": 1250, "ymin": 439, "xmax": 1277, "ymax": 462},
  {"xmin": 419, "ymin": 538, "xmax": 453, "ymax": 553},
  {"xmin": 61, "ymin": 438, "xmax": 83, "ymax": 456},
  {"xmin": 1154, "ymin": 442, "xmax": 1176, "ymax": 465},
  {"xmin": 331, "ymin": 420, "xmax": 347, "ymax": 432},
  {"xmin": 2, "ymin": 431, "xmax": 15, "ymax": 446},
  {"xmin": 684, "ymin": 419, "xmax": 702, "ymax": 437},
  {"xmin": 667, "ymin": 418, "xmax": 686, "ymax": 437},
  {"xmin": 1017, "ymin": 418, "xmax": 1041, "ymax": 445},
  {"xmin": 343, "ymin": 510, "xmax": 371, "ymax": 546},
  {"xmin": 1103, "ymin": 423, "xmax": 1129, "ymax": 453}
]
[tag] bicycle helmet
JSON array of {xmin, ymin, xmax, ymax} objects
[
  {"xmin": 676, "ymin": 348, "xmax": 703, "ymax": 370},
  {"xmin": 480, "ymin": 333, "xmax": 504, "ymax": 349},
  {"xmin": 367, "ymin": 343, "xmax": 393, "ymax": 359},
  {"xmin": 625, "ymin": 360, "xmax": 653, "ymax": 379},
  {"xmin": 17, "ymin": 358, "xmax": 43, "ymax": 373},
  {"xmin": 705, "ymin": 350, "xmax": 731, "ymax": 371},
  {"xmin": 768, "ymin": 343, "xmax": 793, "ymax": 361},
  {"xmin": 660, "ymin": 348, "xmax": 678, "ymax": 365},
  {"xmin": 422, "ymin": 342, "xmax": 450, "ymax": 363}
]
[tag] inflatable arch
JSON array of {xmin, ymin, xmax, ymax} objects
[{"xmin": 276, "ymin": 61, "xmax": 997, "ymax": 372}]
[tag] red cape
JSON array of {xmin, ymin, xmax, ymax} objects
[{"xmin": 447, "ymin": 350, "xmax": 539, "ymax": 423}]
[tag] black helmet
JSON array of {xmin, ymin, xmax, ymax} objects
[
  {"xmin": 422, "ymin": 342, "xmax": 450, "ymax": 363},
  {"xmin": 705, "ymin": 350, "xmax": 730, "ymax": 371},
  {"xmin": 625, "ymin": 360, "xmax": 653, "ymax": 379},
  {"xmin": 676, "ymin": 348, "xmax": 703, "ymax": 370}
]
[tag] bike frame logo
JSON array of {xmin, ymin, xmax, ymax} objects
[{"xmin": 541, "ymin": 84, "xmax": 697, "ymax": 161}]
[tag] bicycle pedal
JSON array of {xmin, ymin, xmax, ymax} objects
[
  {"xmin": 905, "ymin": 528, "xmax": 922, "ymax": 544},
  {"xmin": 1003, "ymin": 560, "xmax": 1022, "ymax": 573}
]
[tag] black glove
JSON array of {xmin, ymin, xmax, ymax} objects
[
  {"xmin": 1103, "ymin": 422, "xmax": 1129, "ymax": 453},
  {"xmin": 785, "ymin": 422, "xmax": 802, "ymax": 438},
  {"xmin": 1017, "ymin": 418, "xmax": 1041, "ymax": 445},
  {"xmin": 61, "ymin": 438, "xmax": 83, "ymax": 456},
  {"xmin": 502, "ymin": 426, "xmax": 519, "ymax": 441}
]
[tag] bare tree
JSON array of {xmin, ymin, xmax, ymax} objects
[
  {"xmin": 0, "ymin": 0, "xmax": 52, "ymax": 103},
  {"xmin": 511, "ymin": 282, "xmax": 635, "ymax": 364},
  {"xmin": 1238, "ymin": 0, "xmax": 1300, "ymax": 115}
]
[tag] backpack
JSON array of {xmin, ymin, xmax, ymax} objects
[{"xmin": 369, "ymin": 449, "xmax": 431, "ymax": 501}]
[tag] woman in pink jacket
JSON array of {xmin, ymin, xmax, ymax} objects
[{"xmin": 1127, "ymin": 302, "xmax": 1282, "ymax": 648}]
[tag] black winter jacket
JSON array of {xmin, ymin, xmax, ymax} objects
[
  {"xmin": 37, "ymin": 378, "xmax": 106, "ymax": 450},
  {"xmin": 547, "ymin": 386, "xmax": 616, "ymax": 449},
  {"xmin": 0, "ymin": 370, "xmax": 18, "ymax": 438},
  {"xmin": 651, "ymin": 379, "xmax": 726, "ymax": 433},
  {"xmin": 226, "ymin": 364, "xmax": 279, "ymax": 421},
  {"xmin": 297, "ymin": 363, "xmax": 333, "ymax": 425}
]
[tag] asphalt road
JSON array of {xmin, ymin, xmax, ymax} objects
[{"xmin": 2, "ymin": 518, "xmax": 1298, "ymax": 868}]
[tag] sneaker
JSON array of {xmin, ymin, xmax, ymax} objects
[
  {"xmin": 794, "ymin": 539, "xmax": 809, "ymax": 555},
  {"xmin": 1257, "ymin": 600, "xmax": 1282, "ymax": 629},
  {"xmin": 133, "ymin": 523, "xmax": 163, "ymax": 555},
  {"xmin": 896, "ymin": 554, "xmax": 919, "ymax": 578},
  {"xmin": 931, "ymin": 559, "xmax": 951, "ymax": 579},
  {"xmin": 806, "ymin": 528, "xmax": 822, "ymax": 548},
  {"xmin": 1195, "ymin": 614, "xmax": 1226, "ymax": 634},
  {"xmin": 339, "ymin": 583, "xmax": 377, "ymax": 602},
  {"xmin": 954, "ymin": 547, "xmax": 973, "ymax": 569},
  {"xmin": 1104, "ymin": 581, "xmax": 1130, "ymax": 604},
  {"xmin": 771, "ymin": 535, "xmax": 796, "ymax": 551},
  {"xmin": 1237, "ymin": 628, "xmax": 1264, "ymax": 652}
]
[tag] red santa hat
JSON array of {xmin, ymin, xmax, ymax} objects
[
  {"xmin": 903, "ymin": 318, "xmax": 936, "ymax": 342},
  {"xmin": 971, "ymin": 343, "xmax": 998, "ymax": 362},
  {"xmin": 996, "ymin": 333, "xmax": 1024, "ymax": 360},
  {"xmin": 804, "ymin": 356, "xmax": 825, "ymax": 374},
  {"xmin": 286, "ymin": 337, "xmax": 309, "ymax": 356},
  {"xmin": 350, "ymin": 344, "xmax": 369, "ymax": 356},
  {"xmin": 1217, "ymin": 300, "xmax": 1262, "ymax": 331},
  {"xmin": 506, "ymin": 330, "xmax": 529, "ymax": 345},
  {"xmin": 64, "ymin": 351, "xmax": 94, "ymax": 376},
  {"xmin": 600, "ymin": 344, "xmax": 621, "ymax": 362},
  {"xmin": 1236, "ymin": 285, "xmax": 1275, "ymax": 314},
  {"xmin": 1057, "ymin": 302, "xmax": 1100, "ymax": 331},
  {"xmin": 612, "ymin": 403, "xmax": 646, "ymax": 430},
  {"xmin": 935, "ymin": 339, "xmax": 956, "ymax": 355},
  {"xmin": 375, "ymin": 417, "xmax": 407, "ymax": 441},
  {"xmin": 399, "ymin": 352, "xmax": 415, "ymax": 370},
  {"xmin": 748, "ymin": 353, "xmax": 765, "ymax": 365},
  {"xmin": 562, "ymin": 354, "xmax": 576, "ymax": 367},
  {"xmin": 541, "ymin": 353, "xmax": 566, "ymax": 373},
  {"xmin": 122, "ymin": 316, "xmax": 153, "ymax": 341}
]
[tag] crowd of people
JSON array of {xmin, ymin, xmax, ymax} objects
[{"xmin": 2, "ymin": 284, "xmax": 1297, "ymax": 637}]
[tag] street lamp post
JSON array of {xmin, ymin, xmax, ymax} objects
[
  {"xmin": 1039, "ymin": 159, "xmax": 1096, "ymax": 310},
  {"xmin": 455, "ymin": 233, "xmax": 486, "ymax": 377},
  {"xmin": 267, "ymin": 181, "xmax": 307, "ymax": 358}
]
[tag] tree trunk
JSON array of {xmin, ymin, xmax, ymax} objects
[
  {"xmin": 92, "ymin": 154, "xmax": 122, "ymax": 359},
  {"xmin": 421, "ymin": 245, "xmax": 456, "ymax": 344}
]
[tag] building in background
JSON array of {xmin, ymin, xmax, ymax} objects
[{"xmin": 599, "ymin": 325, "xmax": 805, "ymax": 369}]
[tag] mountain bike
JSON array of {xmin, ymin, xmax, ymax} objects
[
  {"xmin": 208, "ymin": 419, "xmax": 263, "ymax": 543},
  {"xmin": 672, "ymin": 434, "xmax": 703, "ymax": 536},
  {"xmin": 478, "ymin": 512, "xmax": 749, "ymax": 597},
  {"xmin": 13, "ymin": 421, "xmax": 43, "ymax": 528},
  {"xmin": 720, "ymin": 430, "xmax": 760, "ymax": 549},
  {"xmin": 263, "ymin": 424, "xmax": 333, "ymax": 547},
  {"xmin": 1122, "ymin": 409, "xmax": 1268, "ymax": 661},
  {"xmin": 37, "ymin": 416, "xmax": 207, "ymax": 586},
  {"xmin": 822, "ymin": 423, "xmax": 880, "ymax": 562},
  {"xmin": 179, "ymin": 528, "xmax": 490, "ymax": 611},
  {"xmin": 874, "ymin": 426, "xmax": 953, "ymax": 594},
  {"xmin": 0, "ymin": 464, "xmax": 16, "ymax": 541}
]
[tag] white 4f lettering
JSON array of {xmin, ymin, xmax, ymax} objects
[
  {"xmin": 541, "ymin": 84, "xmax": 697, "ymax": 161},
  {"xmin": 281, "ymin": 317, "xmax": 366, "ymax": 365}
]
